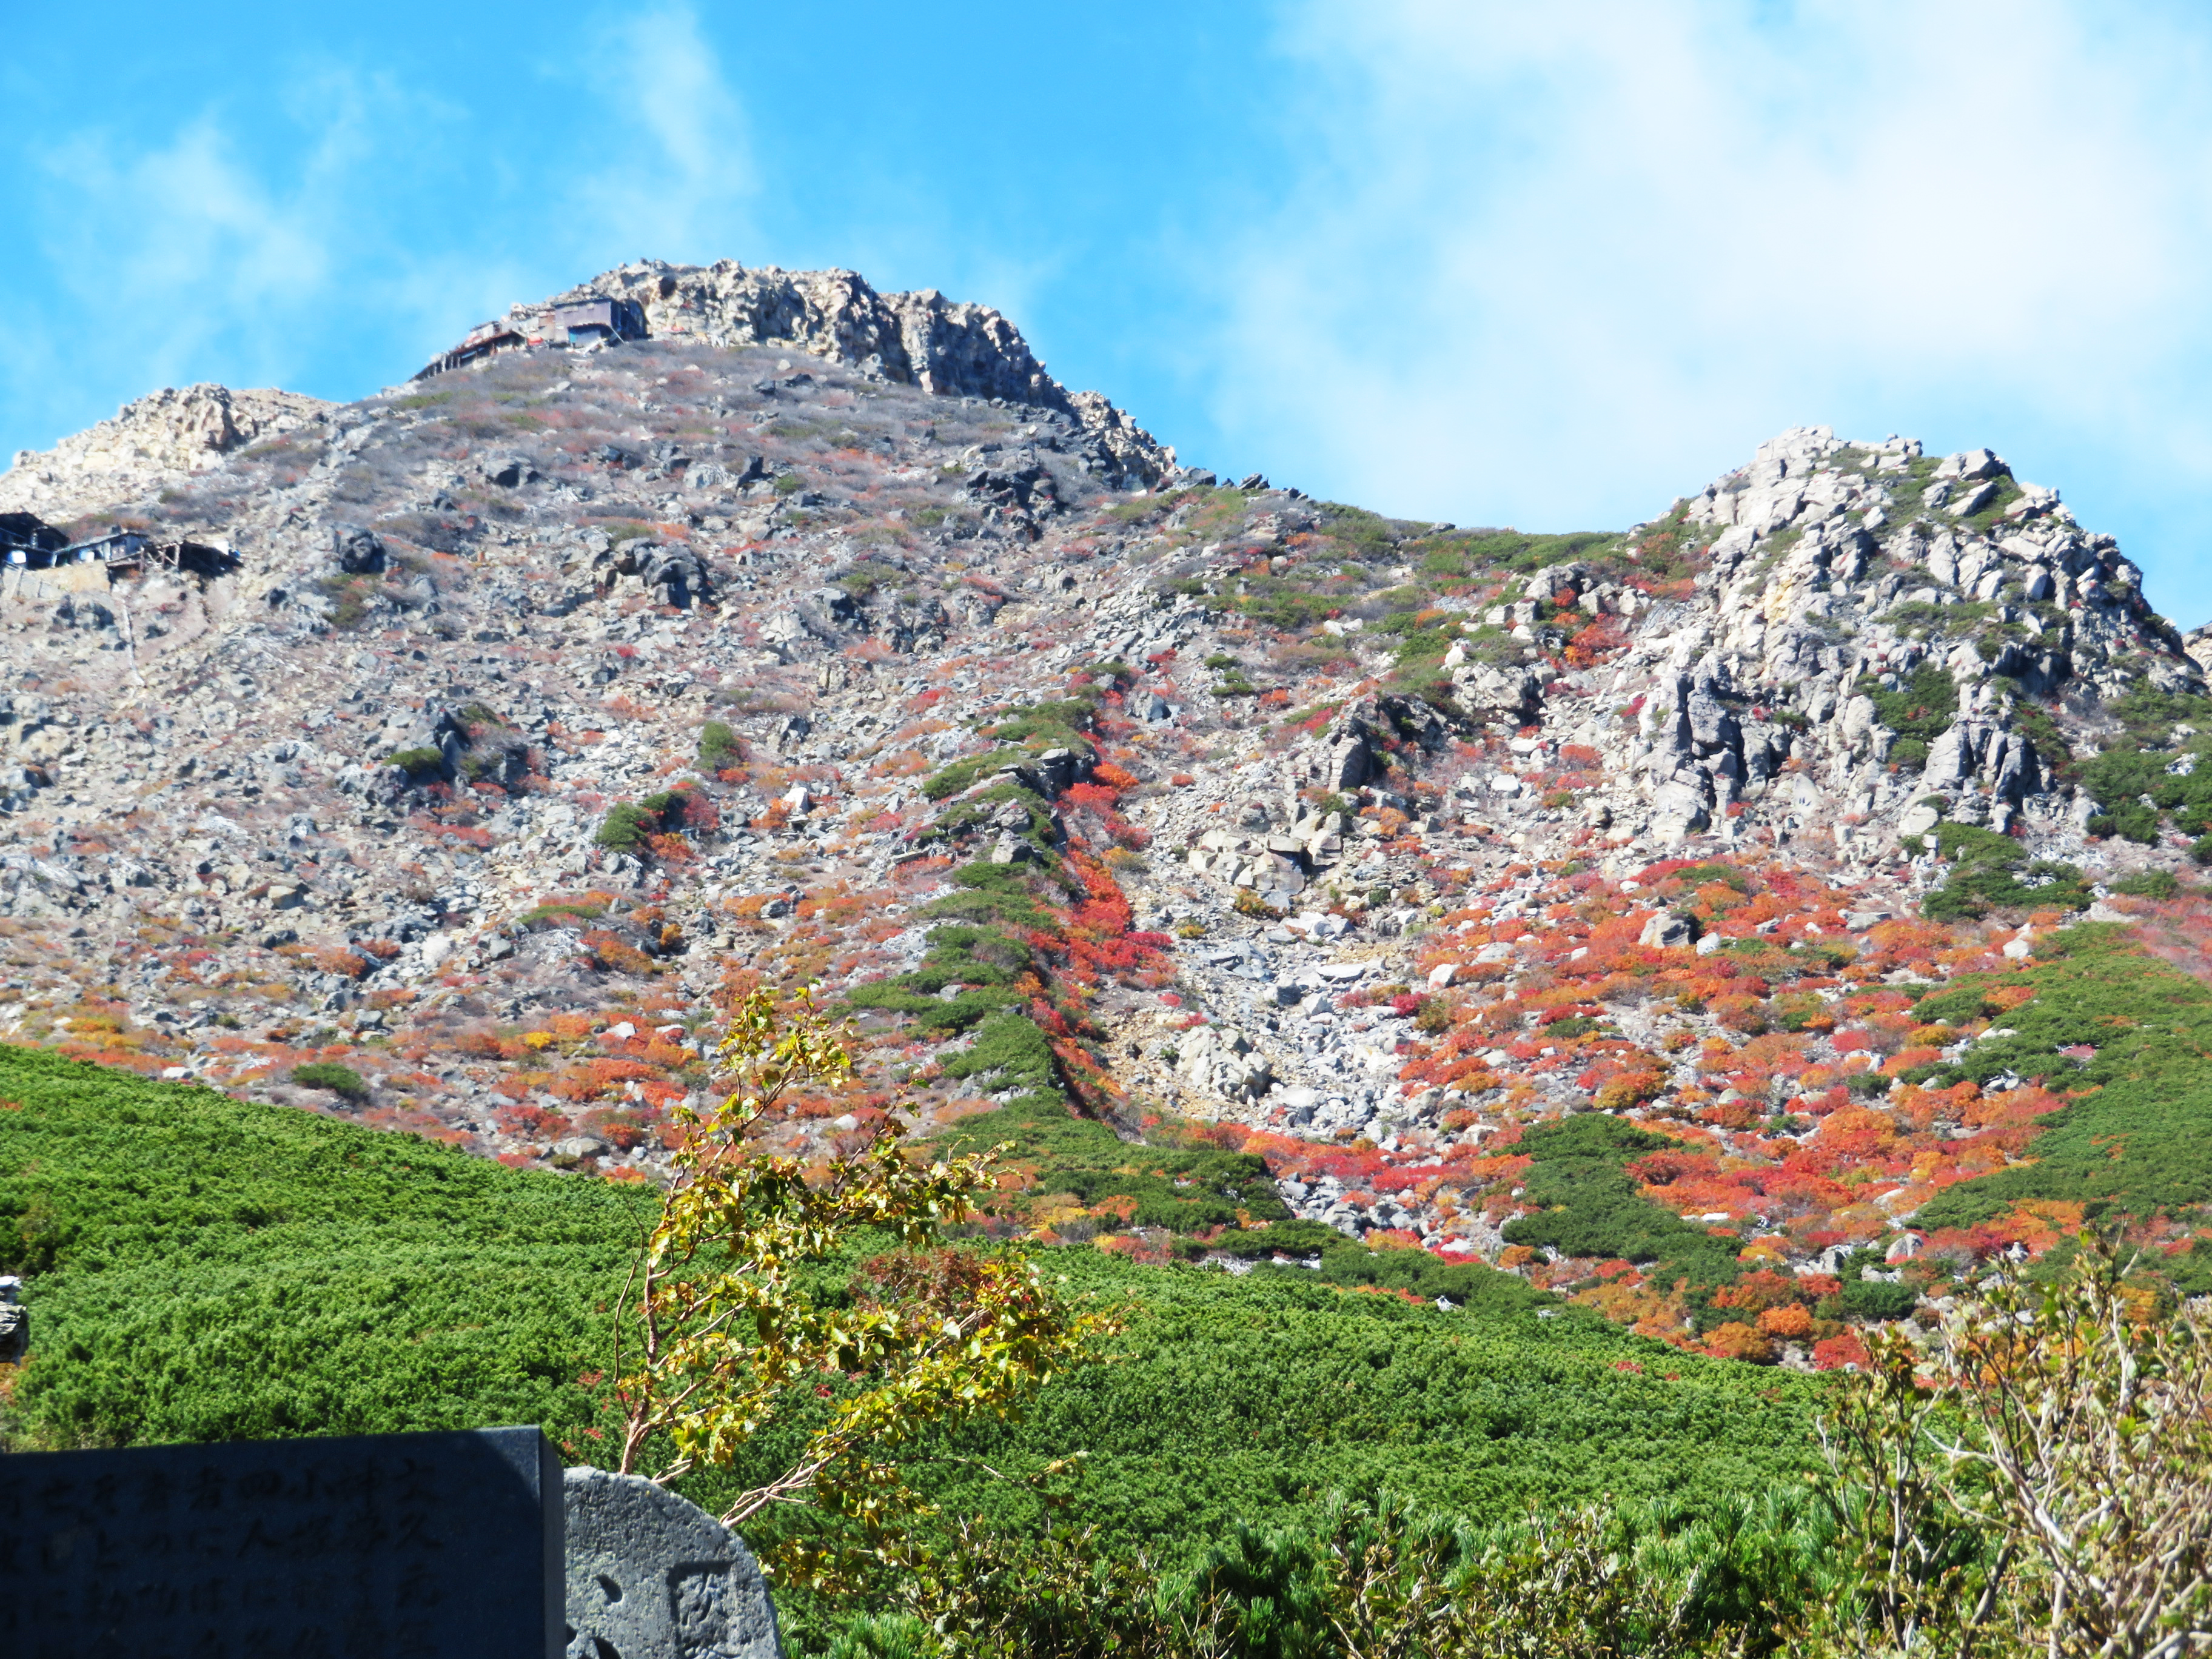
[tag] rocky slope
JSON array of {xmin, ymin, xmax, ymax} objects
[{"xmin": 3, "ymin": 261, "xmax": 2208, "ymax": 1362}]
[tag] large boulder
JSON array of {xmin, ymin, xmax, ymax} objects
[
  {"xmin": 1924, "ymin": 723, "xmax": 1985, "ymax": 791},
  {"xmin": 564, "ymin": 1466, "xmax": 781, "ymax": 1659},
  {"xmin": 0, "ymin": 1275, "xmax": 24, "ymax": 1364},
  {"xmin": 1638, "ymin": 910, "xmax": 1699, "ymax": 950},
  {"xmin": 1176, "ymin": 1025, "xmax": 1274, "ymax": 1103},
  {"xmin": 332, "ymin": 524, "xmax": 387, "ymax": 574},
  {"xmin": 638, "ymin": 543, "xmax": 710, "ymax": 608},
  {"xmin": 1450, "ymin": 662, "xmax": 1542, "ymax": 725},
  {"xmin": 1649, "ymin": 776, "xmax": 1712, "ymax": 843}
]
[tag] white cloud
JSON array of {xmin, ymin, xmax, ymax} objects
[
  {"xmin": 1210, "ymin": 0, "xmax": 2212, "ymax": 607},
  {"xmin": 555, "ymin": 5, "xmax": 757, "ymax": 268},
  {"xmin": 2, "ymin": 12, "xmax": 760, "ymax": 456},
  {"xmin": 33, "ymin": 118, "xmax": 335, "ymax": 390},
  {"xmin": 15, "ymin": 69, "xmax": 488, "ymax": 420}
]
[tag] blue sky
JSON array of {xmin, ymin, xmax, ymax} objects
[{"xmin": 9, "ymin": 2, "xmax": 2212, "ymax": 620}]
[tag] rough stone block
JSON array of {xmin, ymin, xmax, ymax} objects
[{"xmin": 564, "ymin": 1466, "xmax": 781, "ymax": 1659}]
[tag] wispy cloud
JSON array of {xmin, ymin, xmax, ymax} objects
[
  {"xmin": 33, "ymin": 118, "xmax": 337, "ymax": 390},
  {"xmin": 556, "ymin": 4, "xmax": 757, "ymax": 268},
  {"xmin": 1208, "ymin": 0, "xmax": 2212, "ymax": 610},
  {"xmin": 14, "ymin": 65, "xmax": 480, "ymax": 423},
  {"xmin": 1, "ymin": 10, "xmax": 760, "ymax": 455}
]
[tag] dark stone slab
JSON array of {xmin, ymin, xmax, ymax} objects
[{"xmin": 0, "ymin": 1424, "xmax": 562, "ymax": 1659}]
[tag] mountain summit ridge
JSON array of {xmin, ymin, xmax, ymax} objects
[{"xmin": 505, "ymin": 257, "xmax": 1178, "ymax": 489}]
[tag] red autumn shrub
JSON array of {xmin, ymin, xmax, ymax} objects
[{"xmin": 1812, "ymin": 1332, "xmax": 1870, "ymax": 1370}]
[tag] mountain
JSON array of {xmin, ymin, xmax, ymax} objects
[{"xmin": 4, "ymin": 256, "xmax": 2211, "ymax": 1365}]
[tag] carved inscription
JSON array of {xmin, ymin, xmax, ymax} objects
[{"xmin": 0, "ymin": 1425, "xmax": 559, "ymax": 1659}]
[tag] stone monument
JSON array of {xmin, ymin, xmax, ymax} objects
[
  {"xmin": 563, "ymin": 1466, "xmax": 781, "ymax": 1659},
  {"xmin": 0, "ymin": 1424, "xmax": 564, "ymax": 1658},
  {"xmin": 0, "ymin": 1276, "xmax": 24, "ymax": 1366}
]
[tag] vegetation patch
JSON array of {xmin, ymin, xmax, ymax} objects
[
  {"xmin": 1922, "ymin": 823, "xmax": 2093, "ymax": 922},
  {"xmin": 1912, "ymin": 925, "xmax": 2212, "ymax": 1227},
  {"xmin": 289, "ymin": 1061, "xmax": 367, "ymax": 1101},
  {"xmin": 1499, "ymin": 1115, "xmax": 1742, "ymax": 1297}
]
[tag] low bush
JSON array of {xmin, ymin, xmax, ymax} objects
[
  {"xmin": 698, "ymin": 719, "xmax": 743, "ymax": 771},
  {"xmin": 1922, "ymin": 822, "xmax": 2092, "ymax": 921},
  {"xmin": 289, "ymin": 1061, "xmax": 367, "ymax": 1101},
  {"xmin": 595, "ymin": 803, "xmax": 657, "ymax": 851},
  {"xmin": 387, "ymin": 746, "xmax": 447, "ymax": 780}
]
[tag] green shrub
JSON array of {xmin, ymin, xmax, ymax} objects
[
  {"xmin": 922, "ymin": 751, "xmax": 1020, "ymax": 801},
  {"xmin": 2110, "ymin": 802, "xmax": 2162, "ymax": 844},
  {"xmin": 1860, "ymin": 666, "xmax": 1958, "ymax": 744},
  {"xmin": 387, "ymin": 746, "xmax": 447, "ymax": 780},
  {"xmin": 595, "ymin": 803, "xmax": 657, "ymax": 851},
  {"xmin": 2113, "ymin": 869, "xmax": 2180, "ymax": 899},
  {"xmin": 1498, "ymin": 1116, "xmax": 1739, "ymax": 1286},
  {"xmin": 698, "ymin": 720, "xmax": 743, "ymax": 771},
  {"xmin": 1923, "ymin": 822, "xmax": 2093, "ymax": 921},
  {"xmin": 1912, "ymin": 928, "xmax": 2212, "ymax": 1228},
  {"xmin": 978, "ymin": 698, "xmax": 1099, "ymax": 752},
  {"xmin": 1671, "ymin": 862, "xmax": 1748, "ymax": 894},
  {"xmin": 0, "ymin": 1041, "xmax": 1829, "ymax": 1657},
  {"xmin": 2079, "ymin": 747, "xmax": 2172, "ymax": 813},
  {"xmin": 1836, "ymin": 1279, "xmax": 1919, "ymax": 1321},
  {"xmin": 289, "ymin": 1062, "xmax": 367, "ymax": 1101}
]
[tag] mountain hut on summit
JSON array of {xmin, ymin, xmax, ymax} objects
[
  {"xmin": 413, "ymin": 297, "xmax": 648, "ymax": 382},
  {"xmin": 412, "ymin": 320, "xmax": 530, "ymax": 382},
  {"xmin": 548, "ymin": 297, "xmax": 647, "ymax": 346}
]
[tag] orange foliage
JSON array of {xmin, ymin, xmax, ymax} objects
[{"xmin": 1703, "ymin": 1321, "xmax": 1777, "ymax": 1364}]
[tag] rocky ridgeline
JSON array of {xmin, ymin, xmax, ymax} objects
[
  {"xmin": 0, "ymin": 274, "xmax": 2204, "ymax": 1347},
  {"xmin": 510, "ymin": 259, "xmax": 1177, "ymax": 489},
  {"xmin": 1, "ymin": 385, "xmax": 335, "ymax": 524}
]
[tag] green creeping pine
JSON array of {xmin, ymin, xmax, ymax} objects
[{"xmin": 611, "ymin": 988, "xmax": 1116, "ymax": 1537}]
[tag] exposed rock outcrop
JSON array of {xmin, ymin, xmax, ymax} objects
[
  {"xmin": 2, "ymin": 384, "xmax": 335, "ymax": 521},
  {"xmin": 507, "ymin": 260, "xmax": 1175, "ymax": 488}
]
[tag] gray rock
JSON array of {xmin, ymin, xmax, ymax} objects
[
  {"xmin": 1935, "ymin": 447, "xmax": 2005, "ymax": 482},
  {"xmin": 1451, "ymin": 662, "xmax": 1541, "ymax": 724},
  {"xmin": 1176, "ymin": 1024, "xmax": 1274, "ymax": 1101},
  {"xmin": 332, "ymin": 523, "xmax": 387, "ymax": 574},
  {"xmin": 1324, "ymin": 732, "xmax": 1372, "ymax": 789},
  {"xmin": 565, "ymin": 1466, "xmax": 781, "ymax": 1659},
  {"xmin": 1638, "ymin": 911, "xmax": 1698, "ymax": 950},
  {"xmin": 1897, "ymin": 802, "xmax": 1942, "ymax": 841},
  {"xmin": 1983, "ymin": 731, "xmax": 2040, "ymax": 800},
  {"xmin": 1951, "ymin": 480, "xmax": 2001, "ymax": 517},
  {"xmin": 990, "ymin": 834, "xmax": 1037, "ymax": 865},
  {"xmin": 1649, "ymin": 777, "xmax": 1711, "ymax": 840}
]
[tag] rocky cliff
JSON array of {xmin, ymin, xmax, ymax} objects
[
  {"xmin": 507, "ymin": 259, "xmax": 1175, "ymax": 489},
  {"xmin": 2, "ymin": 384, "xmax": 337, "ymax": 523},
  {"xmin": 1, "ymin": 270, "xmax": 2205, "ymax": 1362}
]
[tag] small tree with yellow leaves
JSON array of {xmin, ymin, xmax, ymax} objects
[{"xmin": 611, "ymin": 988, "xmax": 1113, "ymax": 1555}]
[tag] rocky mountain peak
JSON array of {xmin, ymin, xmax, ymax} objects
[{"xmin": 501, "ymin": 257, "xmax": 1175, "ymax": 489}]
